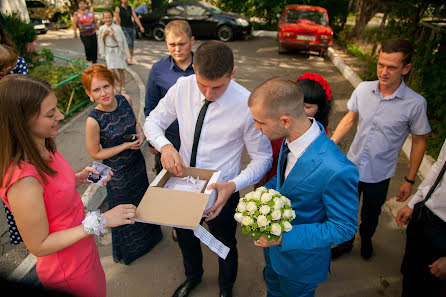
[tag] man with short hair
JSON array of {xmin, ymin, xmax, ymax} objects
[
  {"xmin": 144, "ymin": 20, "xmax": 195, "ymax": 174},
  {"xmin": 331, "ymin": 38, "xmax": 431, "ymax": 260},
  {"xmin": 248, "ymin": 77, "xmax": 359, "ymax": 297},
  {"xmin": 144, "ymin": 40, "xmax": 272, "ymax": 297},
  {"xmin": 115, "ymin": 0, "xmax": 144, "ymax": 64}
]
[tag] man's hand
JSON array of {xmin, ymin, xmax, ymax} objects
[
  {"xmin": 160, "ymin": 144, "xmax": 185, "ymax": 176},
  {"xmin": 203, "ymin": 181, "xmax": 236, "ymax": 222},
  {"xmin": 139, "ymin": 26, "xmax": 145, "ymax": 33},
  {"xmin": 396, "ymin": 205, "xmax": 413, "ymax": 227},
  {"xmin": 397, "ymin": 182, "xmax": 412, "ymax": 202},
  {"xmin": 254, "ymin": 234, "xmax": 282, "ymax": 247},
  {"xmin": 147, "ymin": 146, "xmax": 159, "ymax": 155},
  {"xmin": 430, "ymin": 257, "xmax": 446, "ymax": 280}
]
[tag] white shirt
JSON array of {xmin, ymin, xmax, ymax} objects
[
  {"xmin": 408, "ymin": 139, "xmax": 446, "ymax": 222},
  {"xmin": 144, "ymin": 75, "xmax": 272, "ymax": 192},
  {"xmin": 284, "ymin": 118, "xmax": 321, "ymax": 179}
]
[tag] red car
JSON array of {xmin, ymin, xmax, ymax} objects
[{"xmin": 277, "ymin": 5, "xmax": 333, "ymax": 57}]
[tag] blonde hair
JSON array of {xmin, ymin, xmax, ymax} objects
[
  {"xmin": 165, "ymin": 20, "xmax": 192, "ymax": 39},
  {"xmin": 0, "ymin": 44, "xmax": 18, "ymax": 73},
  {"xmin": 0, "ymin": 75, "xmax": 57, "ymax": 186}
]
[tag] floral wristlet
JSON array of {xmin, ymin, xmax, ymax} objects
[{"xmin": 82, "ymin": 210, "xmax": 107, "ymax": 236}]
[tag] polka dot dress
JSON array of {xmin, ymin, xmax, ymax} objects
[{"xmin": 3, "ymin": 202, "xmax": 23, "ymax": 245}]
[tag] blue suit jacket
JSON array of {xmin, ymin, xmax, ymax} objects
[{"xmin": 264, "ymin": 123, "xmax": 359, "ymax": 283}]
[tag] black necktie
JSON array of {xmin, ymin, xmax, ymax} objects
[
  {"xmin": 190, "ymin": 100, "xmax": 212, "ymax": 167},
  {"xmin": 279, "ymin": 143, "xmax": 290, "ymax": 186}
]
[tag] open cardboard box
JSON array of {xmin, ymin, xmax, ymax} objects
[{"xmin": 135, "ymin": 167, "xmax": 221, "ymax": 230}]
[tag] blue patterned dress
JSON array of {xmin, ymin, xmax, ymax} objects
[{"xmin": 88, "ymin": 95, "xmax": 162, "ymax": 265}]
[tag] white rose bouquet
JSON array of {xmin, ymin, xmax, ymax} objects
[{"xmin": 234, "ymin": 187, "xmax": 296, "ymax": 241}]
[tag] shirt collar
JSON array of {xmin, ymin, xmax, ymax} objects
[
  {"xmin": 374, "ymin": 79, "xmax": 406, "ymax": 100},
  {"xmin": 286, "ymin": 118, "xmax": 321, "ymax": 159},
  {"xmin": 168, "ymin": 52, "xmax": 194, "ymax": 72}
]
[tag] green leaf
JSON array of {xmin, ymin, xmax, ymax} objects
[
  {"xmin": 254, "ymin": 210, "xmax": 259, "ymax": 216},
  {"xmin": 266, "ymin": 226, "xmax": 272, "ymax": 232},
  {"xmin": 252, "ymin": 223, "xmax": 258, "ymax": 229},
  {"xmin": 268, "ymin": 200, "xmax": 275, "ymax": 207},
  {"xmin": 267, "ymin": 215, "xmax": 272, "ymax": 221},
  {"xmin": 243, "ymin": 211, "xmax": 247, "ymax": 216},
  {"xmin": 250, "ymin": 230, "xmax": 262, "ymax": 241},
  {"xmin": 246, "ymin": 226, "xmax": 251, "ymax": 232}
]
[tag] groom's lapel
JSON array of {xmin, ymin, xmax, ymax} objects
[{"xmin": 279, "ymin": 134, "xmax": 326, "ymax": 195}]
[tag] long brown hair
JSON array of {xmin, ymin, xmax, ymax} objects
[{"xmin": 0, "ymin": 75, "xmax": 57, "ymax": 186}]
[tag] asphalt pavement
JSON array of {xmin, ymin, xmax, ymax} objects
[{"xmin": 1, "ymin": 29, "xmax": 434, "ymax": 297}]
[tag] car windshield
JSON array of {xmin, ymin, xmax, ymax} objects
[
  {"xmin": 285, "ymin": 9, "xmax": 327, "ymax": 26},
  {"xmin": 200, "ymin": 1, "xmax": 222, "ymax": 14}
]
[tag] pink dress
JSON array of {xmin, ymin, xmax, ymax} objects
[{"xmin": 1, "ymin": 152, "xmax": 105, "ymax": 297}]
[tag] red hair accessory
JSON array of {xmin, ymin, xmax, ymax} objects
[{"xmin": 296, "ymin": 72, "xmax": 332, "ymax": 102}]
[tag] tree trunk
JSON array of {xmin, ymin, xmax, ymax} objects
[
  {"xmin": 369, "ymin": 10, "xmax": 388, "ymax": 59},
  {"xmin": 353, "ymin": 0, "xmax": 382, "ymax": 38},
  {"xmin": 340, "ymin": 0, "xmax": 355, "ymax": 31}
]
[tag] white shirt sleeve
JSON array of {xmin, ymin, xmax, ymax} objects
[
  {"xmin": 408, "ymin": 140, "xmax": 446, "ymax": 209},
  {"xmin": 230, "ymin": 115, "xmax": 272, "ymax": 192},
  {"xmin": 143, "ymin": 82, "xmax": 179, "ymax": 152}
]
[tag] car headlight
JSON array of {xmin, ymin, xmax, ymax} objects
[
  {"xmin": 320, "ymin": 35, "xmax": 330, "ymax": 40},
  {"xmin": 236, "ymin": 18, "xmax": 249, "ymax": 26}
]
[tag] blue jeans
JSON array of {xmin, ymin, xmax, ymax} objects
[
  {"xmin": 122, "ymin": 26, "xmax": 135, "ymax": 49},
  {"xmin": 264, "ymin": 249, "xmax": 318, "ymax": 297}
]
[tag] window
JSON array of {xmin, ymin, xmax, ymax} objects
[
  {"xmin": 285, "ymin": 9, "xmax": 327, "ymax": 26},
  {"xmin": 186, "ymin": 5, "xmax": 206, "ymax": 16},
  {"xmin": 167, "ymin": 5, "xmax": 185, "ymax": 16}
]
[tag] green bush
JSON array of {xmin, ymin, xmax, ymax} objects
[
  {"xmin": 28, "ymin": 49, "xmax": 89, "ymax": 119},
  {"xmin": 0, "ymin": 12, "xmax": 37, "ymax": 57}
]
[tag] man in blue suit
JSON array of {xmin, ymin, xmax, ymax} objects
[{"xmin": 248, "ymin": 77, "xmax": 359, "ymax": 297}]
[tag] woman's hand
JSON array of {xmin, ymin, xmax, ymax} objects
[
  {"xmin": 103, "ymin": 204, "xmax": 136, "ymax": 227},
  {"xmin": 130, "ymin": 134, "xmax": 145, "ymax": 150},
  {"xmin": 75, "ymin": 166, "xmax": 114, "ymax": 187},
  {"xmin": 109, "ymin": 27, "xmax": 114, "ymax": 37}
]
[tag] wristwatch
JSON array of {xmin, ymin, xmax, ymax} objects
[{"xmin": 404, "ymin": 176, "xmax": 415, "ymax": 184}]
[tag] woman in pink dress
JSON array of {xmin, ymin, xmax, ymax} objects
[{"xmin": 0, "ymin": 74, "xmax": 136, "ymax": 297}]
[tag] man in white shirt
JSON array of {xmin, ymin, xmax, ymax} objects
[
  {"xmin": 396, "ymin": 139, "xmax": 446, "ymax": 297},
  {"xmin": 144, "ymin": 40, "xmax": 272, "ymax": 297}
]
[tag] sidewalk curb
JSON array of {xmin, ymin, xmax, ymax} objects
[{"xmin": 7, "ymin": 52, "xmax": 147, "ymax": 283}]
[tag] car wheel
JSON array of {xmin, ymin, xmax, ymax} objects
[
  {"xmin": 320, "ymin": 49, "xmax": 328, "ymax": 59},
  {"xmin": 278, "ymin": 44, "xmax": 287, "ymax": 54},
  {"xmin": 217, "ymin": 25, "xmax": 233, "ymax": 42},
  {"xmin": 152, "ymin": 26, "xmax": 165, "ymax": 41}
]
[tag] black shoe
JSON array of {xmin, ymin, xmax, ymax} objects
[
  {"xmin": 219, "ymin": 289, "xmax": 233, "ymax": 297},
  {"xmin": 361, "ymin": 237, "xmax": 373, "ymax": 260},
  {"xmin": 172, "ymin": 280, "xmax": 200, "ymax": 297},
  {"xmin": 331, "ymin": 243, "xmax": 353, "ymax": 260}
]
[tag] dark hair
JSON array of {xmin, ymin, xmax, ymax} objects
[
  {"xmin": 0, "ymin": 75, "xmax": 57, "ymax": 185},
  {"xmin": 381, "ymin": 39, "xmax": 413, "ymax": 66},
  {"xmin": 103, "ymin": 9, "xmax": 113, "ymax": 16},
  {"xmin": 297, "ymin": 79, "xmax": 331, "ymax": 128},
  {"xmin": 249, "ymin": 77, "xmax": 306, "ymax": 120},
  {"xmin": 194, "ymin": 40, "xmax": 233, "ymax": 80}
]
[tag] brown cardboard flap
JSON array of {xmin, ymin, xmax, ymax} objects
[{"xmin": 135, "ymin": 186, "xmax": 210, "ymax": 229}]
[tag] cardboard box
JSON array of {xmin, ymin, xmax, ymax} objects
[{"xmin": 135, "ymin": 167, "xmax": 221, "ymax": 230}]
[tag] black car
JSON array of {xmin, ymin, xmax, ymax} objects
[{"xmin": 139, "ymin": 1, "xmax": 251, "ymax": 42}]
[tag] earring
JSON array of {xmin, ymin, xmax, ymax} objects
[{"xmin": 90, "ymin": 97, "xmax": 94, "ymax": 102}]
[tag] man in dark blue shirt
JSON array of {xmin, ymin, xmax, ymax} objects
[{"xmin": 144, "ymin": 20, "xmax": 195, "ymax": 174}]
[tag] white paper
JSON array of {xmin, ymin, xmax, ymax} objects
[
  {"xmin": 163, "ymin": 176, "xmax": 207, "ymax": 193},
  {"xmin": 193, "ymin": 225, "xmax": 230, "ymax": 260}
]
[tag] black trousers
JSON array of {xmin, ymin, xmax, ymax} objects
[
  {"xmin": 341, "ymin": 178, "xmax": 390, "ymax": 247},
  {"xmin": 401, "ymin": 202, "xmax": 446, "ymax": 297},
  {"xmin": 80, "ymin": 34, "xmax": 97, "ymax": 63},
  {"xmin": 175, "ymin": 192, "xmax": 239, "ymax": 290},
  {"xmin": 154, "ymin": 133, "xmax": 180, "ymax": 174}
]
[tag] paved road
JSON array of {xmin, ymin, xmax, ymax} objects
[{"xmin": 4, "ymin": 30, "xmax": 420, "ymax": 297}]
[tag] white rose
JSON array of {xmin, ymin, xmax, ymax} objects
[
  {"xmin": 282, "ymin": 196, "xmax": 291, "ymax": 207},
  {"xmin": 271, "ymin": 209, "xmax": 281, "ymax": 220},
  {"xmin": 252, "ymin": 191, "xmax": 262, "ymax": 200},
  {"xmin": 256, "ymin": 186, "xmax": 267, "ymax": 193},
  {"xmin": 244, "ymin": 192, "xmax": 254, "ymax": 200},
  {"xmin": 273, "ymin": 197, "xmax": 284, "ymax": 209},
  {"xmin": 269, "ymin": 189, "xmax": 280, "ymax": 196},
  {"xmin": 237, "ymin": 202, "xmax": 247, "ymax": 212},
  {"xmin": 283, "ymin": 221, "xmax": 293, "ymax": 232},
  {"xmin": 261, "ymin": 193, "xmax": 273, "ymax": 204},
  {"xmin": 283, "ymin": 209, "xmax": 294, "ymax": 219},
  {"xmin": 270, "ymin": 223, "xmax": 282, "ymax": 236},
  {"xmin": 241, "ymin": 216, "xmax": 254, "ymax": 226},
  {"xmin": 246, "ymin": 201, "xmax": 257, "ymax": 213},
  {"xmin": 234, "ymin": 213, "xmax": 243, "ymax": 223},
  {"xmin": 257, "ymin": 215, "xmax": 269, "ymax": 227},
  {"xmin": 259, "ymin": 205, "xmax": 271, "ymax": 215}
]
